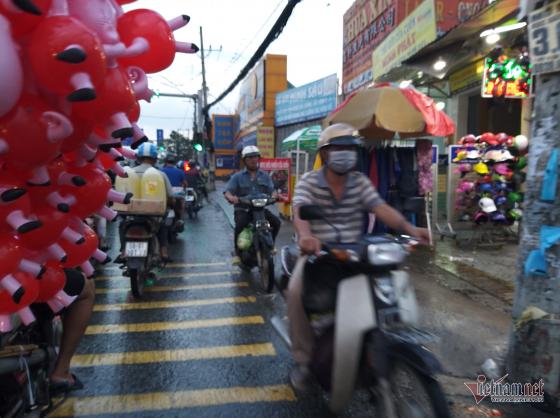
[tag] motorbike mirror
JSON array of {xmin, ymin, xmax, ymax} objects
[{"xmin": 299, "ymin": 205, "xmax": 325, "ymax": 221}]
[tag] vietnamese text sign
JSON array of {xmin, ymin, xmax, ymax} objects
[
  {"xmin": 260, "ymin": 158, "xmax": 291, "ymax": 202},
  {"xmin": 342, "ymin": 0, "xmax": 397, "ymax": 95},
  {"xmin": 212, "ymin": 115, "xmax": 235, "ymax": 150},
  {"xmin": 372, "ymin": 0, "xmax": 437, "ymax": 81},
  {"xmin": 237, "ymin": 60, "xmax": 265, "ymax": 130},
  {"xmin": 215, "ymin": 154, "xmax": 236, "ymax": 170},
  {"xmin": 529, "ymin": 2, "xmax": 560, "ymax": 75},
  {"xmin": 275, "ymin": 74, "xmax": 337, "ymax": 126},
  {"xmin": 257, "ymin": 126, "xmax": 275, "ymax": 159},
  {"xmin": 449, "ymin": 59, "xmax": 484, "ymax": 94}
]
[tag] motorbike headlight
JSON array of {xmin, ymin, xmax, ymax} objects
[
  {"xmin": 367, "ymin": 243, "xmax": 407, "ymax": 266},
  {"xmin": 251, "ymin": 198, "xmax": 268, "ymax": 207}
]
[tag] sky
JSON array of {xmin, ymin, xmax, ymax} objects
[{"xmin": 123, "ymin": 0, "xmax": 356, "ymax": 141}]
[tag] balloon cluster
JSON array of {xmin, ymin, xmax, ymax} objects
[
  {"xmin": 453, "ymin": 132, "xmax": 528, "ymax": 225},
  {"xmin": 0, "ymin": 0, "xmax": 197, "ymax": 331}
]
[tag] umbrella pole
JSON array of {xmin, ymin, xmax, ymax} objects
[{"xmin": 295, "ymin": 137, "xmax": 301, "ymax": 188}]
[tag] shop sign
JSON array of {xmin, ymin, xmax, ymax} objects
[
  {"xmin": 528, "ymin": 2, "xmax": 560, "ymax": 75},
  {"xmin": 449, "ymin": 59, "xmax": 484, "ymax": 94},
  {"xmin": 212, "ymin": 115, "xmax": 235, "ymax": 150},
  {"xmin": 259, "ymin": 158, "xmax": 291, "ymax": 202},
  {"xmin": 342, "ymin": 0, "xmax": 397, "ymax": 95},
  {"xmin": 215, "ymin": 154, "xmax": 236, "ymax": 170},
  {"xmin": 275, "ymin": 74, "xmax": 337, "ymax": 126},
  {"xmin": 481, "ymin": 55, "xmax": 532, "ymax": 99},
  {"xmin": 237, "ymin": 60, "xmax": 265, "ymax": 130},
  {"xmin": 257, "ymin": 126, "xmax": 275, "ymax": 158},
  {"xmin": 436, "ymin": 0, "xmax": 489, "ymax": 34},
  {"xmin": 372, "ymin": 0, "xmax": 437, "ymax": 81}
]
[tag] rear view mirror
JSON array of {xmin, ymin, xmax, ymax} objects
[{"xmin": 299, "ymin": 205, "xmax": 325, "ymax": 221}]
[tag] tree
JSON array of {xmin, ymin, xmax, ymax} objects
[{"xmin": 164, "ymin": 130, "xmax": 194, "ymax": 161}]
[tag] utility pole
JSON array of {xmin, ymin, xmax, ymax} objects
[
  {"xmin": 199, "ymin": 26, "xmax": 216, "ymax": 191},
  {"xmin": 507, "ymin": 2, "xmax": 560, "ymax": 410}
]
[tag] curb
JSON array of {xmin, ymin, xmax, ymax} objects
[{"xmin": 212, "ymin": 191, "xmax": 235, "ymax": 229}]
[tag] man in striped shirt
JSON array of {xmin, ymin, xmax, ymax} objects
[{"xmin": 288, "ymin": 123, "xmax": 430, "ymax": 390}]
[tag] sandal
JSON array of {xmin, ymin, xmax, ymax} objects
[{"xmin": 49, "ymin": 373, "xmax": 84, "ymax": 396}]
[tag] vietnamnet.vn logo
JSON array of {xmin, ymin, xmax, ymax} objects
[{"xmin": 464, "ymin": 374, "xmax": 544, "ymax": 404}]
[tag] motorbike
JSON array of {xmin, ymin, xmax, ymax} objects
[
  {"xmin": 184, "ymin": 187, "xmax": 202, "ymax": 220},
  {"xmin": 0, "ymin": 315, "xmax": 62, "ymax": 417},
  {"xmin": 277, "ymin": 204, "xmax": 450, "ymax": 417},
  {"xmin": 120, "ymin": 214, "xmax": 162, "ymax": 298},
  {"xmin": 168, "ymin": 188, "xmax": 185, "ymax": 243},
  {"xmin": 236, "ymin": 193, "xmax": 277, "ymax": 293}
]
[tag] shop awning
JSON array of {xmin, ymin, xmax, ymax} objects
[{"xmin": 402, "ymin": 0, "xmax": 520, "ymax": 79}]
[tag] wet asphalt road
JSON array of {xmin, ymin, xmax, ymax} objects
[{"xmin": 48, "ymin": 188, "xmax": 556, "ymax": 418}]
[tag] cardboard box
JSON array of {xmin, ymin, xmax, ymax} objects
[{"xmin": 114, "ymin": 198, "xmax": 166, "ymax": 215}]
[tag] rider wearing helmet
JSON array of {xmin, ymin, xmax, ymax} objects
[
  {"xmin": 288, "ymin": 123, "xmax": 430, "ymax": 390},
  {"xmin": 116, "ymin": 143, "xmax": 175, "ymax": 262},
  {"xmin": 161, "ymin": 153, "xmax": 188, "ymax": 217},
  {"xmin": 224, "ymin": 145, "xmax": 281, "ymax": 264}
]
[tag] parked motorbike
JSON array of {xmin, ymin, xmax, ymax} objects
[
  {"xmin": 184, "ymin": 187, "xmax": 202, "ymax": 220},
  {"xmin": 120, "ymin": 214, "xmax": 162, "ymax": 298},
  {"xmin": 277, "ymin": 205, "xmax": 450, "ymax": 417},
  {"xmin": 0, "ymin": 315, "xmax": 62, "ymax": 417},
  {"xmin": 237, "ymin": 193, "xmax": 277, "ymax": 293}
]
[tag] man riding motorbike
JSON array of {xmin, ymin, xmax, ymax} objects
[
  {"xmin": 223, "ymin": 146, "xmax": 281, "ymax": 265},
  {"xmin": 116, "ymin": 143, "xmax": 175, "ymax": 263},
  {"xmin": 288, "ymin": 123, "xmax": 430, "ymax": 390},
  {"xmin": 160, "ymin": 153, "xmax": 187, "ymax": 220},
  {"xmin": 185, "ymin": 160, "xmax": 208, "ymax": 202}
]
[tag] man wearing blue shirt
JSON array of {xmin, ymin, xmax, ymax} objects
[{"xmin": 224, "ymin": 146, "xmax": 281, "ymax": 264}]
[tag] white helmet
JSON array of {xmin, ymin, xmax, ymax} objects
[
  {"xmin": 479, "ymin": 197, "xmax": 497, "ymax": 213},
  {"xmin": 318, "ymin": 123, "xmax": 362, "ymax": 149},
  {"xmin": 241, "ymin": 145, "xmax": 260, "ymax": 159}
]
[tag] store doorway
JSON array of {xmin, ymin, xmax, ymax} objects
[{"xmin": 467, "ymin": 94, "xmax": 522, "ymax": 136}]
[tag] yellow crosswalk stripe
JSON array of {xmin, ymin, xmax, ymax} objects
[
  {"xmin": 94, "ymin": 271, "xmax": 235, "ymax": 281},
  {"xmin": 95, "ymin": 282, "xmax": 249, "ymax": 294},
  {"xmin": 93, "ymin": 296, "xmax": 257, "ymax": 312},
  {"xmin": 71, "ymin": 343, "xmax": 276, "ymax": 367},
  {"xmin": 85, "ymin": 315, "xmax": 265, "ymax": 335},
  {"xmin": 49, "ymin": 385, "xmax": 296, "ymax": 417},
  {"xmin": 100, "ymin": 262, "xmax": 227, "ymax": 272}
]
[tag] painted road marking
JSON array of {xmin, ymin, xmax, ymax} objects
[
  {"xmin": 100, "ymin": 262, "xmax": 227, "ymax": 272},
  {"xmin": 94, "ymin": 271, "xmax": 235, "ymax": 281},
  {"xmin": 71, "ymin": 343, "xmax": 276, "ymax": 367},
  {"xmin": 85, "ymin": 316, "xmax": 265, "ymax": 335},
  {"xmin": 93, "ymin": 296, "xmax": 257, "ymax": 312},
  {"xmin": 49, "ymin": 385, "xmax": 296, "ymax": 417},
  {"xmin": 95, "ymin": 282, "xmax": 249, "ymax": 294}
]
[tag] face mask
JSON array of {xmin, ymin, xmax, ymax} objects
[{"xmin": 327, "ymin": 150, "xmax": 357, "ymax": 175}]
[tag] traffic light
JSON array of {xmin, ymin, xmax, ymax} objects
[
  {"xmin": 183, "ymin": 161, "xmax": 191, "ymax": 172},
  {"xmin": 194, "ymin": 143, "xmax": 203, "ymax": 152},
  {"xmin": 152, "ymin": 89, "xmax": 161, "ymax": 99}
]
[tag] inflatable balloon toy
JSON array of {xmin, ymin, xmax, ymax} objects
[
  {"xmin": 0, "ymin": 271, "xmax": 39, "ymax": 332},
  {"xmin": 127, "ymin": 66, "xmax": 153, "ymax": 103},
  {"xmin": 27, "ymin": 1, "xmax": 108, "ymax": 103},
  {"xmin": 34, "ymin": 260, "xmax": 77, "ymax": 313},
  {"xmin": 0, "ymin": 175, "xmax": 43, "ymax": 234},
  {"xmin": 117, "ymin": 10, "xmax": 199, "ymax": 74},
  {"xmin": 0, "ymin": 235, "xmax": 25, "ymax": 304},
  {"xmin": 0, "ymin": 93, "xmax": 74, "ymax": 185},
  {"xmin": 0, "ymin": 0, "xmax": 52, "ymax": 38},
  {"xmin": 59, "ymin": 223, "xmax": 109, "ymax": 277},
  {"xmin": 0, "ymin": 15, "xmax": 23, "ymax": 118}
]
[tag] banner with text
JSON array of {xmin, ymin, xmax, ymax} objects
[
  {"xmin": 260, "ymin": 158, "xmax": 291, "ymax": 202},
  {"xmin": 212, "ymin": 115, "xmax": 236, "ymax": 150},
  {"xmin": 257, "ymin": 126, "xmax": 275, "ymax": 158}
]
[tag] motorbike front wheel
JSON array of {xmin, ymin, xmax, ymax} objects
[
  {"xmin": 130, "ymin": 268, "xmax": 145, "ymax": 298},
  {"xmin": 374, "ymin": 360, "xmax": 450, "ymax": 418},
  {"xmin": 258, "ymin": 253, "xmax": 275, "ymax": 293}
]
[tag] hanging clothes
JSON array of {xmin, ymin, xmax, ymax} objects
[{"xmin": 417, "ymin": 139, "xmax": 433, "ymax": 195}]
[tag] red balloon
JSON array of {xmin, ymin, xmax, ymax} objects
[
  {"xmin": 0, "ymin": 0, "xmax": 52, "ymax": 38},
  {"xmin": 117, "ymin": 9, "xmax": 175, "ymax": 73},
  {"xmin": 60, "ymin": 164, "xmax": 111, "ymax": 218},
  {"xmin": 28, "ymin": 16, "xmax": 107, "ymax": 101},
  {"xmin": 0, "ymin": 272, "xmax": 38, "ymax": 314},
  {"xmin": 115, "ymin": 0, "xmax": 137, "ymax": 4},
  {"xmin": 60, "ymin": 116, "xmax": 95, "ymax": 154},
  {"xmin": 128, "ymin": 100, "xmax": 140, "ymax": 123},
  {"xmin": 35, "ymin": 261, "xmax": 66, "ymax": 303},
  {"xmin": 0, "ymin": 94, "xmax": 72, "ymax": 171},
  {"xmin": 0, "ymin": 235, "xmax": 22, "ymax": 278},
  {"xmin": 17, "ymin": 204, "xmax": 70, "ymax": 251},
  {"xmin": 0, "ymin": 170, "xmax": 41, "ymax": 234},
  {"xmin": 59, "ymin": 224, "xmax": 98, "ymax": 267}
]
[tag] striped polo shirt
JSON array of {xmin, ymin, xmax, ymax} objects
[{"xmin": 293, "ymin": 167, "xmax": 384, "ymax": 242}]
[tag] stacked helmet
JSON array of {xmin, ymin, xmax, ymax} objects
[
  {"xmin": 318, "ymin": 123, "xmax": 362, "ymax": 149},
  {"xmin": 479, "ymin": 197, "xmax": 497, "ymax": 213},
  {"xmin": 136, "ymin": 142, "xmax": 158, "ymax": 159},
  {"xmin": 241, "ymin": 145, "xmax": 260, "ymax": 159}
]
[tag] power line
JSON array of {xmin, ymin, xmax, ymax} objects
[{"xmin": 203, "ymin": 0, "xmax": 302, "ymax": 114}]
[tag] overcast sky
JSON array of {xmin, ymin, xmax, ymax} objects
[{"xmin": 124, "ymin": 0, "xmax": 355, "ymax": 140}]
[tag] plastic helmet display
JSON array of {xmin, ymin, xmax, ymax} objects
[
  {"xmin": 480, "ymin": 132, "xmax": 499, "ymax": 146},
  {"xmin": 479, "ymin": 183, "xmax": 493, "ymax": 193},
  {"xmin": 459, "ymin": 134, "xmax": 476, "ymax": 145},
  {"xmin": 516, "ymin": 156, "xmax": 527, "ymax": 170},
  {"xmin": 514, "ymin": 135, "xmax": 528, "ymax": 151},
  {"xmin": 318, "ymin": 123, "xmax": 362, "ymax": 149},
  {"xmin": 494, "ymin": 163, "xmax": 512, "ymax": 176},
  {"xmin": 473, "ymin": 162, "xmax": 490, "ymax": 175},
  {"xmin": 507, "ymin": 191, "xmax": 523, "ymax": 204},
  {"xmin": 474, "ymin": 211, "xmax": 489, "ymax": 224},
  {"xmin": 241, "ymin": 145, "xmax": 260, "ymax": 159},
  {"xmin": 491, "ymin": 211, "xmax": 507, "ymax": 223},
  {"xmin": 479, "ymin": 197, "xmax": 497, "ymax": 213},
  {"xmin": 136, "ymin": 142, "xmax": 158, "ymax": 159},
  {"xmin": 495, "ymin": 195, "xmax": 508, "ymax": 206},
  {"xmin": 507, "ymin": 208, "xmax": 523, "ymax": 220}
]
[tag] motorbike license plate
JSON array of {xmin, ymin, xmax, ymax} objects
[
  {"xmin": 185, "ymin": 196, "xmax": 195, "ymax": 202},
  {"xmin": 125, "ymin": 241, "xmax": 148, "ymax": 257}
]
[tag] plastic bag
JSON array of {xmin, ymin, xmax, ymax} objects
[{"xmin": 237, "ymin": 226, "xmax": 253, "ymax": 250}]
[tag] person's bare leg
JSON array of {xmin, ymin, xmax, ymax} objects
[{"xmin": 50, "ymin": 278, "xmax": 95, "ymax": 383}]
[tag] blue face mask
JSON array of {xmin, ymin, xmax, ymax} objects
[{"xmin": 327, "ymin": 150, "xmax": 357, "ymax": 175}]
